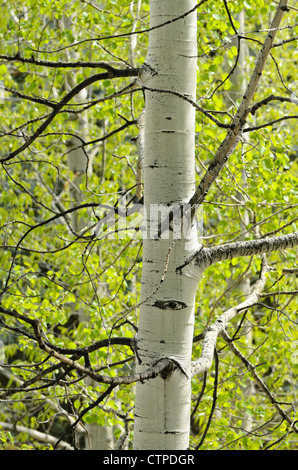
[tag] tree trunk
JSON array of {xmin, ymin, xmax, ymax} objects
[{"xmin": 133, "ymin": 0, "xmax": 200, "ymax": 450}]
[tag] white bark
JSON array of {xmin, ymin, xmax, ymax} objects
[
  {"xmin": 62, "ymin": 22, "xmax": 91, "ymax": 233},
  {"xmin": 86, "ymin": 424, "xmax": 114, "ymax": 450},
  {"xmin": 192, "ymin": 231, "xmax": 298, "ymax": 269},
  {"xmin": 133, "ymin": 0, "xmax": 199, "ymax": 450},
  {"xmin": 0, "ymin": 421, "xmax": 73, "ymax": 450},
  {"xmin": 132, "ymin": 0, "xmax": 292, "ymax": 450}
]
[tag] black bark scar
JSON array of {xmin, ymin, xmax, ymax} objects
[{"xmin": 153, "ymin": 300, "xmax": 187, "ymax": 310}]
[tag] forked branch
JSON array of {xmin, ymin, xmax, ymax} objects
[
  {"xmin": 189, "ymin": 0, "xmax": 289, "ymax": 209},
  {"xmin": 191, "ymin": 256, "xmax": 269, "ymax": 377}
]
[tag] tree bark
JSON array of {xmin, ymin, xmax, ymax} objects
[
  {"xmin": 133, "ymin": 0, "xmax": 292, "ymax": 451},
  {"xmin": 192, "ymin": 231, "xmax": 298, "ymax": 269},
  {"xmin": 133, "ymin": 0, "xmax": 200, "ymax": 450}
]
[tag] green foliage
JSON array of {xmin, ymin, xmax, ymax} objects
[{"xmin": 0, "ymin": 0, "xmax": 297, "ymax": 451}]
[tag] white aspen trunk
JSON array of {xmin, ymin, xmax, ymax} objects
[
  {"xmin": 65, "ymin": 75, "xmax": 90, "ymax": 233},
  {"xmin": 133, "ymin": 0, "xmax": 200, "ymax": 450}
]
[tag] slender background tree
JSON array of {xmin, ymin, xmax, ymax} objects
[{"xmin": 0, "ymin": 0, "xmax": 298, "ymax": 451}]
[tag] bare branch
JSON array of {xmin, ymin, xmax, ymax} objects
[
  {"xmin": 191, "ymin": 257, "xmax": 269, "ymax": 377},
  {"xmin": 249, "ymin": 94, "xmax": 297, "ymax": 114},
  {"xmin": 193, "ymin": 231, "xmax": 298, "ymax": 268},
  {"xmin": 0, "ymin": 68, "xmax": 138, "ymax": 164},
  {"xmin": 0, "ymin": 421, "xmax": 74, "ymax": 450},
  {"xmin": 221, "ymin": 330, "xmax": 298, "ymax": 433},
  {"xmin": 0, "ymin": 305, "xmax": 174, "ymax": 387},
  {"xmin": 189, "ymin": 0, "xmax": 289, "ymax": 210},
  {"xmin": 25, "ymin": 1, "xmax": 209, "ymax": 55},
  {"xmin": 142, "ymin": 86, "xmax": 231, "ymax": 128},
  {"xmin": 0, "ymin": 54, "xmax": 135, "ymax": 71},
  {"xmin": 244, "ymin": 114, "xmax": 298, "ymax": 132},
  {"xmin": 3, "ymin": 85, "xmax": 57, "ymax": 108}
]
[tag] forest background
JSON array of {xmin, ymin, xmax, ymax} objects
[{"xmin": 0, "ymin": 0, "xmax": 298, "ymax": 451}]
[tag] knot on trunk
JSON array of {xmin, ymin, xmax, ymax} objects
[
  {"xmin": 153, "ymin": 300, "xmax": 187, "ymax": 310},
  {"xmin": 157, "ymin": 358, "xmax": 188, "ymax": 380}
]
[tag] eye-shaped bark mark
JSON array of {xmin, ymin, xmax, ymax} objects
[{"xmin": 153, "ymin": 300, "xmax": 187, "ymax": 310}]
